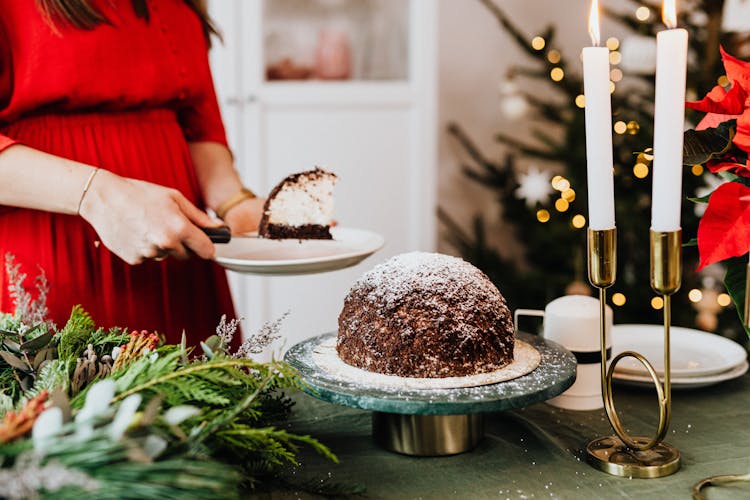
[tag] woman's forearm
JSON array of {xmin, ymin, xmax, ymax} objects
[
  {"xmin": 188, "ymin": 142, "xmax": 244, "ymax": 211},
  {"xmin": 0, "ymin": 143, "xmax": 218, "ymax": 264},
  {"xmin": 0, "ymin": 144, "xmax": 97, "ymax": 214},
  {"xmin": 189, "ymin": 141, "xmax": 265, "ymax": 233}
]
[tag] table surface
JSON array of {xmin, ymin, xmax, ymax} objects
[{"xmin": 267, "ymin": 373, "xmax": 750, "ymax": 499}]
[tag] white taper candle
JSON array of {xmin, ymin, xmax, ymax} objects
[
  {"xmin": 583, "ymin": 0, "xmax": 615, "ymax": 230},
  {"xmin": 651, "ymin": 1, "xmax": 688, "ymax": 231}
]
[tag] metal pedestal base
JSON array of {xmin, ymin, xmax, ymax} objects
[
  {"xmin": 372, "ymin": 412, "xmax": 484, "ymax": 456},
  {"xmin": 586, "ymin": 436, "xmax": 681, "ymax": 478}
]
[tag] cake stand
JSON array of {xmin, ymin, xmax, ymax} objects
[{"xmin": 284, "ymin": 331, "xmax": 576, "ymax": 456}]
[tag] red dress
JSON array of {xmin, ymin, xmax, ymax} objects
[{"xmin": 0, "ymin": 1, "xmax": 237, "ymax": 345}]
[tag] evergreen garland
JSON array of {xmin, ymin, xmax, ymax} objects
[{"xmin": 0, "ymin": 257, "xmax": 340, "ymax": 498}]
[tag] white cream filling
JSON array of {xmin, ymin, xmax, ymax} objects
[{"xmin": 267, "ymin": 176, "xmax": 336, "ymax": 226}]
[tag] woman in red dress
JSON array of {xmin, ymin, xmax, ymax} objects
[{"xmin": 0, "ymin": 1, "xmax": 262, "ymax": 345}]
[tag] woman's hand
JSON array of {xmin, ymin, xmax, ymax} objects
[
  {"xmin": 222, "ymin": 196, "xmax": 266, "ymax": 235},
  {"xmin": 79, "ymin": 169, "xmax": 221, "ymax": 264}
]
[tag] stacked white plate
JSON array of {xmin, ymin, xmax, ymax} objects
[{"xmin": 611, "ymin": 324, "xmax": 748, "ymax": 389}]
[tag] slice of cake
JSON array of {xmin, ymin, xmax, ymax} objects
[{"xmin": 258, "ymin": 167, "xmax": 338, "ymax": 239}]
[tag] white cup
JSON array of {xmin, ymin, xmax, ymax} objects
[{"xmin": 514, "ymin": 294, "xmax": 612, "ymax": 411}]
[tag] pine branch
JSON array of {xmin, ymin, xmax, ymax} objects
[
  {"xmin": 447, "ymin": 122, "xmax": 493, "ymax": 169},
  {"xmin": 57, "ymin": 306, "xmax": 96, "ymax": 362},
  {"xmin": 494, "ymin": 132, "xmax": 559, "ymax": 161},
  {"xmin": 112, "ymin": 357, "xmax": 282, "ymax": 402},
  {"xmin": 477, "ymin": 0, "xmax": 556, "ymax": 58}
]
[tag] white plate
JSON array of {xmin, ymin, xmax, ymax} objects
[
  {"xmin": 213, "ymin": 227, "xmax": 384, "ymax": 276},
  {"xmin": 611, "ymin": 324, "xmax": 747, "ymax": 378},
  {"xmin": 613, "ymin": 360, "xmax": 749, "ymax": 390}
]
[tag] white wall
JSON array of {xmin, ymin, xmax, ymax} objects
[{"xmin": 437, "ymin": 0, "xmax": 630, "ymax": 255}]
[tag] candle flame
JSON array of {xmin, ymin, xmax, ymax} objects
[
  {"xmin": 588, "ymin": 0, "xmax": 601, "ymax": 46},
  {"xmin": 662, "ymin": 0, "xmax": 677, "ymax": 28}
]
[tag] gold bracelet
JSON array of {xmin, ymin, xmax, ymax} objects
[
  {"xmin": 76, "ymin": 167, "xmax": 100, "ymax": 215},
  {"xmin": 215, "ymin": 187, "xmax": 257, "ymax": 219}
]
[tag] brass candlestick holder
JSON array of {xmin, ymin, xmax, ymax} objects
[{"xmin": 585, "ymin": 228, "xmax": 681, "ymax": 478}]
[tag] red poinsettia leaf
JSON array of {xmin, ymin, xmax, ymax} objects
[
  {"xmin": 734, "ymin": 110, "xmax": 750, "ymax": 154},
  {"xmin": 706, "ymin": 159, "xmax": 748, "ymax": 173},
  {"xmin": 687, "ymin": 83, "xmax": 746, "ymax": 115},
  {"xmin": 721, "ymin": 46, "xmax": 750, "ymax": 93},
  {"xmin": 697, "ymin": 182, "xmax": 750, "ymax": 270},
  {"xmin": 696, "ymin": 112, "xmax": 741, "ymax": 130}
]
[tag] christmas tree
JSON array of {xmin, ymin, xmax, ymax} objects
[{"xmin": 440, "ymin": 0, "xmax": 750, "ymax": 340}]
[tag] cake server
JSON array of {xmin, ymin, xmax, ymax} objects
[{"xmin": 201, "ymin": 225, "xmax": 231, "ymax": 244}]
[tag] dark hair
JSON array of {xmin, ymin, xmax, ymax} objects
[{"xmin": 35, "ymin": 0, "xmax": 220, "ymax": 44}]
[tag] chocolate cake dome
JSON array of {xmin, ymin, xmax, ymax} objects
[{"xmin": 336, "ymin": 252, "xmax": 515, "ymax": 378}]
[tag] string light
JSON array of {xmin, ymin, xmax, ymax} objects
[
  {"xmin": 636, "ymin": 6, "xmax": 650, "ymax": 21},
  {"xmin": 610, "ymin": 68, "xmax": 623, "ymax": 82},
  {"xmin": 614, "ymin": 121, "xmax": 627, "ymax": 134},
  {"xmin": 612, "ymin": 293, "xmax": 626, "ymax": 306},
  {"xmin": 627, "ymin": 121, "xmax": 640, "ymax": 135},
  {"xmin": 537, "ymin": 209, "xmax": 551, "ymax": 223},
  {"xmin": 562, "ymin": 188, "xmax": 576, "ymax": 202},
  {"xmin": 718, "ymin": 293, "xmax": 732, "ymax": 307},
  {"xmin": 550, "ymin": 67, "xmax": 565, "ymax": 81},
  {"xmin": 575, "ymin": 94, "xmax": 586, "ymax": 108},
  {"xmin": 552, "ymin": 177, "xmax": 570, "ymax": 191},
  {"xmin": 633, "ymin": 163, "xmax": 649, "ymax": 178},
  {"xmin": 606, "ymin": 37, "xmax": 620, "ymax": 51},
  {"xmin": 572, "ymin": 214, "xmax": 586, "ymax": 228},
  {"xmin": 547, "ymin": 50, "xmax": 561, "ymax": 64},
  {"xmin": 609, "ymin": 81, "xmax": 616, "ymax": 93},
  {"xmin": 532, "ymin": 36, "xmax": 546, "ymax": 50},
  {"xmin": 609, "ymin": 51, "xmax": 622, "ymax": 65},
  {"xmin": 651, "ymin": 297, "xmax": 664, "ymax": 310},
  {"xmin": 717, "ymin": 75, "xmax": 730, "ymax": 87},
  {"xmin": 555, "ymin": 198, "xmax": 570, "ymax": 212},
  {"xmin": 692, "ymin": 164, "xmax": 704, "ymax": 176},
  {"xmin": 688, "ymin": 289, "xmax": 703, "ymax": 303},
  {"xmin": 642, "ymin": 149, "xmax": 654, "ymax": 161}
]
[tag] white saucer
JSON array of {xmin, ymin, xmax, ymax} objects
[
  {"xmin": 213, "ymin": 227, "xmax": 384, "ymax": 276},
  {"xmin": 611, "ymin": 324, "xmax": 747, "ymax": 378},
  {"xmin": 613, "ymin": 360, "xmax": 749, "ymax": 390}
]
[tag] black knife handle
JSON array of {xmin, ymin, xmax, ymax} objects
[{"xmin": 202, "ymin": 225, "xmax": 231, "ymax": 244}]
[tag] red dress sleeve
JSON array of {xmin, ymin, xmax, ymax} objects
[
  {"xmin": 0, "ymin": 134, "xmax": 16, "ymax": 153},
  {"xmin": 177, "ymin": 65, "xmax": 228, "ymax": 148},
  {"xmin": 0, "ymin": 18, "xmax": 17, "ymax": 153}
]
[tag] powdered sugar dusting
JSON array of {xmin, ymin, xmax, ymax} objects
[
  {"xmin": 356, "ymin": 252, "xmax": 501, "ymax": 310},
  {"xmin": 315, "ymin": 336, "xmax": 540, "ymax": 389}
]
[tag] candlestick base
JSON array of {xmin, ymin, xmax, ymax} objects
[{"xmin": 586, "ymin": 435, "xmax": 681, "ymax": 478}]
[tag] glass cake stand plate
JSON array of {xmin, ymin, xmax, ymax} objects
[
  {"xmin": 284, "ymin": 331, "xmax": 576, "ymax": 456},
  {"xmin": 213, "ymin": 227, "xmax": 384, "ymax": 276}
]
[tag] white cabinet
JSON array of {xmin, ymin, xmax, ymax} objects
[{"xmin": 207, "ymin": 0, "xmax": 437, "ymax": 350}]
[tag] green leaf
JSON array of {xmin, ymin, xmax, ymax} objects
[
  {"xmin": 3, "ymin": 339, "xmax": 21, "ymax": 353},
  {"xmin": 724, "ymin": 256, "xmax": 750, "ymax": 338},
  {"xmin": 19, "ymin": 330, "xmax": 53, "ymax": 352},
  {"xmin": 687, "ymin": 194, "xmax": 711, "ymax": 204},
  {"xmin": 682, "ymin": 120, "xmax": 736, "ymax": 165},
  {"xmin": 0, "ymin": 350, "xmax": 30, "ymax": 371}
]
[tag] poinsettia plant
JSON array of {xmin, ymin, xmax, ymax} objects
[{"xmin": 683, "ymin": 47, "xmax": 750, "ymax": 334}]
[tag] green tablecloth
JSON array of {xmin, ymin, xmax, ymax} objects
[{"xmin": 274, "ymin": 374, "xmax": 750, "ymax": 499}]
